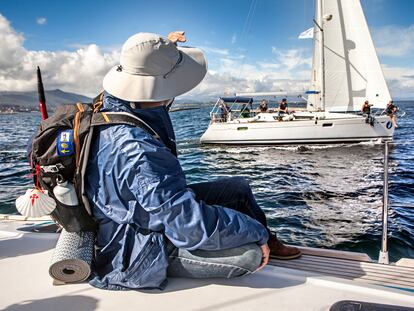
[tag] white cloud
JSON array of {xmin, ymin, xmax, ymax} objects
[
  {"xmin": 0, "ymin": 14, "xmax": 326, "ymax": 100},
  {"xmin": 382, "ymin": 64, "xmax": 414, "ymax": 98},
  {"xmin": 186, "ymin": 44, "xmax": 414, "ymax": 100},
  {"xmin": 271, "ymin": 47, "xmax": 312, "ymax": 70},
  {"xmin": 186, "ymin": 47, "xmax": 313, "ymax": 100},
  {"xmin": 231, "ymin": 34, "xmax": 237, "ymax": 44},
  {"xmin": 0, "ymin": 14, "xmax": 118, "ymax": 96},
  {"xmin": 372, "ymin": 24, "xmax": 414, "ymax": 57},
  {"xmin": 187, "ymin": 70, "xmax": 310, "ymax": 100},
  {"xmin": 36, "ymin": 17, "xmax": 47, "ymax": 25},
  {"xmin": 0, "ymin": 14, "xmax": 413, "ymax": 100},
  {"xmin": 0, "ymin": 15, "xmax": 25, "ymax": 69}
]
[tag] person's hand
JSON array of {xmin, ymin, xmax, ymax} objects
[
  {"xmin": 256, "ymin": 244, "xmax": 270, "ymax": 271},
  {"xmin": 167, "ymin": 31, "xmax": 186, "ymax": 44}
]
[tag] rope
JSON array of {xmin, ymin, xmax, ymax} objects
[{"xmin": 240, "ymin": 0, "xmax": 258, "ymax": 43}]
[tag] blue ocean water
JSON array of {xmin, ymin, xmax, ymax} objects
[{"xmin": 0, "ymin": 102, "xmax": 413, "ymax": 261}]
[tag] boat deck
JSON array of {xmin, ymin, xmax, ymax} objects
[
  {"xmin": 1, "ymin": 217, "xmax": 413, "ymax": 310},
  {"xmin": 271, "ymin": 250, "xmax": 414, "ymax": 291}
]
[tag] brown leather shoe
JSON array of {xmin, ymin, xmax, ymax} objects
[{"xmin": 268, "ymin": 236, "xmax": 301, "ymax": 260}]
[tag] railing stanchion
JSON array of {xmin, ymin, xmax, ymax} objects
[{"xmin": 379, "ymin": 141, "xmax": 390, "ymax": 264}]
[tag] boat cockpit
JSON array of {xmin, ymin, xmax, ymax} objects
[{"xmin": 209, "ymin": 96, "xmax": 324, "ymax": 124}]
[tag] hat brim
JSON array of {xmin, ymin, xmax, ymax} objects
[{"xmin": 103, "ymin": 46, "xmax": 207, "ymax": 102}]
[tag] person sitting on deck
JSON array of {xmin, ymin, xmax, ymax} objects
[
  {"xmin": 259, "ymin": 99, "xmax": 268, "ymax": 113},
  {"xmin": 85, "ymin": 32, "xmax": 301, "ymax": 291},
  {"xmin": 278, "ymin": 98, "xmax": 288, "ymax": 121},
  {"xmin": 240, "ymin": 103, "xmax": 251, "ymax": 118},
  {"xmin": 385, "ymin": 100, "xmax": 398, "ymax": 128}
]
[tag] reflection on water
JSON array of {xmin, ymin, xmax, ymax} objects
[
  {"xmin": 195, "ymin": 143, "xmax": 385, "ymax": 248},
  {"xmin": 0, "ymin": 102, "xmax": 413, "ymax": 261}
]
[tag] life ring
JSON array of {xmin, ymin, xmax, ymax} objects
[{"xmin": 386, "ymin": 121, "xmax": 392, "ymax": 129}]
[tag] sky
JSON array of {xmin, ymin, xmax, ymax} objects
[{"xmin": 0, "ymin": 0, "xmax": 413, "ymax": 100}]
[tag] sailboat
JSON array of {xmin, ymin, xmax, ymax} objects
[{"xmin": 200, "ymin": 0, "xmax": 395, "ymax": 145}]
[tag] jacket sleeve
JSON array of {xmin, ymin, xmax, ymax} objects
[{"xmin": 113, "ymin": 126, "xmax": 269, "ymax": 250}]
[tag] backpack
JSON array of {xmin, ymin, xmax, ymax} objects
[{"xmin": 30, "ymin": 93, "xmax": 160, "ymax": 232}]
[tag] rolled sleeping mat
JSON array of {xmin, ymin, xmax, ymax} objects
[{"xmin": 49, "ymin": 229, "xmax": 95, "ymax": 283}]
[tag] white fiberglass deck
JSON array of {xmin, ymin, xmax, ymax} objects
[
  {"xmin": 272, "ymin": 253, "xmax": 414, "ymax": 291},
  {"xmin": 0, "ymin": 217, "xmax": 413, "ymax": 311}
]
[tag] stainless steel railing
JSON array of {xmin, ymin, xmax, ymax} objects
[
  {"xmin": 378, "ymin": 140, "xmax": 414, "ymax": 264},
  {"xmin": 379, "ymin": 141, "xmax": 390, "ymax": 264}
]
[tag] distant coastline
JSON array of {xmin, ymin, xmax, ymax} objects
[
  {"xmin": 0, "ymin": 88, "xmax": 412, "ymax": 115},
  {"xmin": 0, "ymin": 101, "xmax": 213, "ymax": 114},
  {"xmin": 0, "ymin": 107, "xmax": 37, "ymax": 114}
]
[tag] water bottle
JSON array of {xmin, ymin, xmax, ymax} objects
[{"xmin": 53, "ymin": 178, "xmax": 79, "ymax": 206}]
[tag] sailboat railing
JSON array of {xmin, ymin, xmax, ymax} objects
[
  {"xmin": 209, "ymin": 98, "xmax": 221, "ymax": 119},
  {"xmin": 379, "ymin": 140, "xmax": 414, "ymax": 264},
  {"xmin": 379, "ymin": 141, "xmax": 390, "ymax": 264},
  {"xmin": 209, "ymin": 98, "xmax": 259, "ymax": 123}
]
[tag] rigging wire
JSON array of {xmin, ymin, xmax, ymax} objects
[
  {"xmin": 240, "ymin": 0, "xmax": 258, "ymax": 44},
  {"xmin": 228, "ymin": 0, "xmax": 258, "ymax": 95}
]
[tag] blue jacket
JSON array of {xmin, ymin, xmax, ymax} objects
[{"xmin": 85, "ymin": 94, "xmax": 269, "ymax": 290}]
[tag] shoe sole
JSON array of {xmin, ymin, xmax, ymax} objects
[{"xmin": 270, "ymin": 252, "xmax": 302, "ymax": 260}]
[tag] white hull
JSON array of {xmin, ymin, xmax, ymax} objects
[{"xmin": 201, "ymin": 112, "xmax": 394, "ymax": 145}]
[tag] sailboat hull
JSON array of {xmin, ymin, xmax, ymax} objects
[{"xmin": 200, "ymin": 114, "xmax": 394, "ymax": 145}]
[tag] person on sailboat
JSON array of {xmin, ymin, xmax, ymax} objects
[
  {"xmin": 278, "ymin": 98, "xmax": 288, "ymax": 121},
  {"xmin": 85, "ymin": 32, "xmax": 301, "ymax": 291},
  {"xmin": 361, "ymin": 100, "xmax": 374, "ymax": 125},
  {"xmin": 219, "ymin": 100, "xmax": 230, "ymax": 122},
  {"xmin": 385, "ymin": 100, "xmax": 398, "ymax": 128},
  {"xmin": 361, "ymin": 100, "xmax": 372, "ymax": 115},
  {"xmin": 240, "ymin": 103, "xmax": 251, "ymax": 118},
  {"xmin": 259, "ymin": 99, "xmax": 268, "ymax": 113}
]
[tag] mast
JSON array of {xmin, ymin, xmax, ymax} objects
[
  {"xmin": 319, "ymin": 0, "xmax": 325, "ymax": 111},
  {"xmin": 312, "ymin": 0, "xmax": 326, "ymax": 111}
]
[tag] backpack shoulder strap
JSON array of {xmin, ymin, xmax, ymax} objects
[
  {"xmin": 91, "ymin": 111, "xmax": 160, "ymax": 140},
  {"xmin": 79, "ymin": 111, "xmax": 161, "ymax": 220},
  {"xmin": 92, "ymin": 92, "xmax": 104, "ymax": 112},
  {"xmin": 79, "ymin": 111, "xmax": 160, "ymax": 215}
]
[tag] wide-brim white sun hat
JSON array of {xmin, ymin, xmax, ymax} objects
[{"xmin": 103, "ymin": 32, "xmax": 207, "ymax": 102}]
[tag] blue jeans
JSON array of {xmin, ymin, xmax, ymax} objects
[{"xmin": 167, "ymin": 177, "xmax": 269, "ymax": 278}]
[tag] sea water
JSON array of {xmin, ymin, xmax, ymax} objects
[{"xmin": 1, "ymin": 102, "xmax": 413, "ymax": 261}]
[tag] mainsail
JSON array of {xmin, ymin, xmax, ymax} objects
[{"xmin": 309, "ymin": 0, "xmax": 391, "ymax": 112}]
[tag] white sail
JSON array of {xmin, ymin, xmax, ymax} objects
[
  {"xmin": 308, "ymin": 0, "xmax": 322, "ymax": 111},
  {"xmin": 310, "ymin": 0, "xmax": 391, "ymax": 112}
]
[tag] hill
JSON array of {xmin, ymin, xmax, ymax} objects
[
  {"xmin": 0, "ymin": 90, "xmax": 212, "ymax": 112},
  {"xmin": 0, "ymin": 89, "xmax": 92, "ymax": 111}
]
